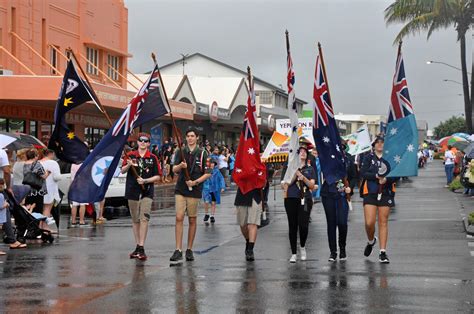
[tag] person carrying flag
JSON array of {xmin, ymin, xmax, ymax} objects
[
  {"xmin": 281, "ymin": 142, "xmax": 317, "ymax": 263},
  {"xmin": 121, "ymin": 133, "xmax": 161, "ymax": 261},
  {"xmin": 360, "ymin": 136, "xmax": 395, "ymax": 264},
  {"xmin": 170, "ymin": 129, "xmax": 211, "ymax": 264},
  {"xmin": 361, "ymin": 42, "xmax": 418, "ymax": 264},
  {"xmin": 232, "ymin": 67, "xmax": 267, "ymax": 262},
  {"xmin": 312, "ymin": 44, "xmax": 352, "ymax": 263}
]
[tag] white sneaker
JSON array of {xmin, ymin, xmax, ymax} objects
[
  {"xmin": 300, "ymin": 247, "xmax": 307, "ymax": 261},
  {"xmin": 289, "ymin": 254, "xmax": 297, "ymax": 263},
  {"xmin": 46, "ymin": 217, "xmax": 56, "ymax": 225}
]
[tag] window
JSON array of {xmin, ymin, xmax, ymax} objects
[
  {"xmin": 86, "ymin": 47, "xmax": 99, "ymax": 75},
  {"xmin": 107, "ymin": 54, "xmax": 120, "ymax": 81},
  {"xmin": 50, "ymin": 46, "xmax": 58, "ymax": 74},
  {"xmin": 29, "ymin": 121, "xmax": 37, "ymax": 137},
  {"xmin": 257, "ymin": 91, "xmax": 273, "ymax": 105},
  {"xmin": 0, "ymin": 118, "xmax": 25, "ymax": 133},
  {"xmin": 85, "ymin": 127, "xmax": 106, "ymax": 148}
]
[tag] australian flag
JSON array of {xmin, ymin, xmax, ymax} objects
[
  {"xmin": 385, "ymin": 45, "xmax": 418, "ymax": 177},
  {"xmin": 232, "ymin": 72, "xmax": 266, "ymax": 194},
  {"xmin": 68, "ymin": 65, "xmax": 170, "ymax": 203},
  {"xmin": 48, "ymin": 60, "xmax": 98, "ymax": 164},
  {"xmin": 312, "ymin": 54, "xmax": 346, "ymax": 184}
]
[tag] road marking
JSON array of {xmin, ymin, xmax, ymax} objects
[
  {"xmin": 467, "ymin": 235, "xmax": 473, "ymax": 239},
  {"xmin": 471, "ymin": 251, "xmax": 474, "ymax": 257},
  {"xmin": 468, "ymin": 242, "xmax": 474, "ymax": 247}
]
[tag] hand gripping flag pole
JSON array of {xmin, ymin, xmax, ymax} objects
[{"xmin": 151, "ymin": 53, "xmax": 192, "ymax": 191}]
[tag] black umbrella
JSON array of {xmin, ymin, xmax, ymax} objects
[
  {"xmin": 0, "ymin": 132, "xmax": 45, "ymax": 151},
  {"xmin": 464, "ymin": 143, "xmax": 474, "ymax": 159},
  {"xmin": 51, "ymin": 190, "xmax": 63, "ymax": 230}
]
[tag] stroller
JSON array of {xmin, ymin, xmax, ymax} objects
[{"xmin": 6, "ymin": 186, "xmax": 54, "ymax": 244}]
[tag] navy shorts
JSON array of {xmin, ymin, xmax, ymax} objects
[{"xmin": 363, "ymin": 194, "xmax": 395, "ymax": 207}]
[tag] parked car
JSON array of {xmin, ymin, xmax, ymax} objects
[{"xmin": 57, "ymin": 163, "xmax": 127, "ymax": 208}]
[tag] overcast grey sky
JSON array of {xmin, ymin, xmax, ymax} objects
[{"xmin": 125, "ymin": 0, "xmax": 469, "ymax": 129}]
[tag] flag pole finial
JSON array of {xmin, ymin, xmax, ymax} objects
[
  {"xmin": 285, "ymin": 30, "xmax": 290, "ymax": 52},
  {"xmin": 151, "ymin": 52, "xmax": 157, "ymax": 65},
  {"xmin": 397, "ymin": 40, "xmax": 403, "ymax": 54},
  {"xmin": 317, "ymin": 42, "xmax": 322, "ymax": 49},
  {"xmin": 247, "ymin": 66, "xmax": 252, "ymax": 90}
]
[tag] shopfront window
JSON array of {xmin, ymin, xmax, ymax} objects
[
  {"xmin": 29, "ymin": 121, "xmax": 38, "ymax": 137},
  {"xmin": 107, "ymin": 54, "xmax": 120, "ymax": 81},
  {"xmin": 0, "ymin": 118, "xmax": 25, "ymax": 133},
  {"xmin": 85, "ymin": 127, "xmax": 106, "ymax": 148}
]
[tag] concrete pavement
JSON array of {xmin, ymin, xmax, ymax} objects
[{"xmin": 0, "ymin": 160, "xmax": 473, "ymax": 312}]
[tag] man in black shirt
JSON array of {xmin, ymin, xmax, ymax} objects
[
  {"xmin": 170, "ymin": 129, "xmax": 211, "ymax": 264},
  {"xmin": 121, "ymin": 133, "xmax": 161, "ymax": 261}
]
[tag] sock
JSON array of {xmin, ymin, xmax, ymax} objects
[
  {"xmin": 380, "ymin": 249, "xmax": 386, "ymax": 253},
  {"xmin": 248, "ymin": 242, "xmax": 255, "ymax": 251},
  {"xmin": 245, "ymin": 239, "xmax": 249, "ymax": 250},
  {"xmin": 368, "ymin": 238, "xmax": 375, "ymax": 245}
]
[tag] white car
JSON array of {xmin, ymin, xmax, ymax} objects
[{"xmin": 58, "ymin": 171, "xmax": 127, "ymax": 207}]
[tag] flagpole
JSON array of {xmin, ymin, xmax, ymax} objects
[
  {"xmin": 151, "ymin": 52, "xmax": 192, "ymax": 188},
  {"xmin": 67, "ymin": 49, "xmax": 114, "ymax": 128}
]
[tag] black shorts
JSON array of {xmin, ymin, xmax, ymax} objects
[
  {"xmin": 363, "ymin": 194, "xmax": 395, "ymax": 207},
  {"xmin": 209, "ymin": 192, "xmax": 216, "ymax": 202}
]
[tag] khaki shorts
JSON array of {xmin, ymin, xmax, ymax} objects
[
  {"xmin": 175, "ymin": 194, "xmax": 200, "ymax": 218},
  {"xmin": 128, "ymin": 198, "xmax": 153, "ymax": 223},
  {"xmin": 236, "ymin": 200, "xmax": 262, "ymax": 227}
]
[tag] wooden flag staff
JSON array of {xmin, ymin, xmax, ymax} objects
[{"xmin": 151, "ymin": 52, "xmax": 192, "ymax": 190}]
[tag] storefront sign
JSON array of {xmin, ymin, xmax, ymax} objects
[
  {"xmin": 210, "ymin": 101, "xmax": 218, "ymax": 122},
  {"xmin": 267, "ymin": 114, "xmax": 275, "ymax": 132},
  {"xmin": 197, "ymin": 104, "xmax": 209, "ymax": 116},
  {"xmin": 217, "ymin": 108, "xmax": 230, "ymax": 120},
  {"xmin": 276, "ymin": 118, "xmax": 315, "ymax": 145}
]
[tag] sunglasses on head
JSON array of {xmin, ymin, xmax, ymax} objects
[{"xmin": 138, "ymin": 137, "xmax": 150, "ymax": 143}]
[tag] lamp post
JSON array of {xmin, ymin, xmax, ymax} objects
[{"xmin": 427, "ymin": 60, "xmax": 471, "ymax": 74}]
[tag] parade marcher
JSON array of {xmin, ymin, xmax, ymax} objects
[
  {"xmin": 281, "ymin": 144, "xmax": 317, "ymax": 263},
  {"xmin": 202, "ymin": 158, "xmax": 225, "ymax": 225},
  {"xmin": 360, "ymin": 136, "xmax": 396, "ymax": 264},
  {"xmin": 320, "ymin": 164, "xmax": 351, "ymax": 262},
  {"xmin": 170, "ymin": 129, "xmax": 211, "ymax": 264},
  {"xmin": 121, "ymin": 133, "xmax": 161, "ymax": 261},
  {"xmin": 234, "ymin": 188, "xmax": 263, "ymax": 261}
]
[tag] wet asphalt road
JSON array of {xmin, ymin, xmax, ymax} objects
[{"xmin": 0, "ymin": 161, "xmax": 473, "ymax": 313}]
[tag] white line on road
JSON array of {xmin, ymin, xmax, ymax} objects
[
  {"xmin": 471, "ymin": 251, "xmax": 474, "ymax": 257},
  {"xmin": 468, "ymin": 242, "xmax": 474, "ymax": 247}
]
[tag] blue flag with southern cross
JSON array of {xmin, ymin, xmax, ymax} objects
[
  {"xmin": 68, "ymin": 65, "xmax": 170, "ymax": 203},
  {"xmin": 385, "ymin": 45, "xmax": 418, "ymax": 177},
  {"xmin": 312, "ymin": 54, "xmax": 346, "ymax": 184}
]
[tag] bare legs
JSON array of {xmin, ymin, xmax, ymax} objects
[{"xmin": 364, "ymin": 205, "xmax": 390, "ymax": 249}]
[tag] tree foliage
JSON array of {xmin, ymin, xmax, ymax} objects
[{"xmin": 433, "ymin": 116, "xmax": 467, "ymax": 138}]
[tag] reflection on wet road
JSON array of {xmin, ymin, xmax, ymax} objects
[{"xmin": 0, "ymin": 162, "xmax": 473, "ymax": 312}]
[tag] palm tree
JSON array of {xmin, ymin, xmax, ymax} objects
[{"xmin": 385, "ymin": 0, "xmax": 474, "ymax": 133}]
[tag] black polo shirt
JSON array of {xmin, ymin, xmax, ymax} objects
[
  {"xmin": 174, "ymin": 146, "xmax": 210, "ymax": 198},
  {"xmin": 123, "ymin": 150, "xmax": 160, "ymax": 200}
]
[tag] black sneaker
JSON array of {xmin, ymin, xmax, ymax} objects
[
  {"xmin": 203, "ymin": 214, "xmax": 210, "ymax": 224},
  {"xmin": 328, "ymin": 252, "xmax": 337, "ymax": 262},
  {"xmin": 137, "ymin": 248, "xmax": 148, "ymax": 261},
  {"xmin": 379, "ymin": 251, "xmax": 390, "ymax": 264},
  {"xmin": 364, "ymin": 237, "xmax": 377, "ymax": 257},
  {"xmin": 185, "ymin": 249, "xmax": 194, "ymax": 261},
  {"xmin": 339, "ymin": 248, "xmax": 347, "ymax": 261},
  {"xmin": 210, "ymin": 216, "xmax": 215, "ymax": 224},
  {"xmin": 129, "ymin": 246, "xmax": 140, "ymax": 259},
  {"xmin": 245, "ymin": 249, "xmax": 255, "ymax": 261},
  {"xmin": 170, "ymin": 250, "xmax": 183, "ymax": 264}
]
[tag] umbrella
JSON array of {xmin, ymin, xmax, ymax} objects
[
  {"xmin": 438, "ymin": 135, "xmax": 465, "ymax": 147},
  {"xmin": 0, "ymin": 134, "xmax": 18, "ymax": 149},
  {"xmin": 0, "ymin": 132, "xmax": 45, "ymax": 151},
  {"xmin": 452, "ymin": 140, "xmax": 469, "ymax": 151},
  {"xmin": 469, "ymin": 134, "xmax": 474, "ymax": 142},
  {"xmin": 465, "ymin": 143, "xmax": 474, "ymax": 159},
  {"xmin": 452, "ymin": 132, "xmax": 471, "ymax": 141}
]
